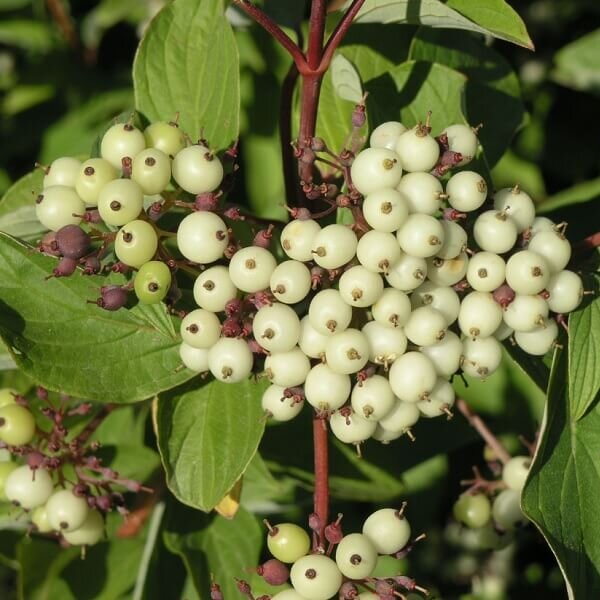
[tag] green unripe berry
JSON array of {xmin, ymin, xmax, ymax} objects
[
  {"xmin": 114, "ymin": 220, "xmax": 158, "ymax": 268},
  {"xmin": 134, "ymin": 261, "xmax": 172, "ymax": 304},
  {"xmin": 0, "ymin": 404, "xmax": 36, "ymax": 446},
  {"xmin": 453, "ymin": 493, "xmax": 492, "ymax": 528},
  {"xmin": 144, "ymin": 121, "xmax": 186, "ymax": 157},
  {"xmin": 267, "ymin": 522, "xmax": 311, "ymax": 563}
]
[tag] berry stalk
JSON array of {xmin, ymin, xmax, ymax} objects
[{"xmin": 456, "ymin": 398, "xmax": 511, "ymax": 465}]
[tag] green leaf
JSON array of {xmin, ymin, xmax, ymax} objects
[
  {"xmin": 522, "ymin": 349, "xmax": 600, "ymax": 598},
  {"xmin": 331, "ymin": 53, "xmax": 363, "ymax": 103},
  {"xmin": 1, "ymin": 84, "xmax": 54, "ymax": 116},
  {"xmin": 156, "ymin": 379, "xmax": 267, "ymax": 511},
  {"xmin": 409, "ymin": 28, "xmax": 525, "ymax": 167},
  {"xmin": 163, "ymin": 504, "xmax": 262, "ymax": 599},
  {"xmin": 353, "ymin": 0, "xmax": 532, "ymax": 47},
  {"xmin": 569, "ymin": 279, "xmax": 600, "ymax": 420},
  {"xmin": 0, "ymin": 20, "xmax": 56, "ymax": 53},
  {"xmin": 17, "ymin": 525, "xmax": 148, "ymax": 600},
  {"xmin": 445, "ymin": 0, "xmax": 533, "ymax": 49},
  {"xmin": 0, "ymin": 168, "xmax": 45, "ymax": 243},
  {"xmin": 0, "ymin": 233, "xmax": 194, "ymax": 403},
  {"xmin": 552, "ymin": 28, "xmax": 600, "ymax": 95},
  {"xmin": 94, "ymin": 405, "xmax": 160, "ymax": 482},
  {"xmin": 539, "ymin": 177, "xmax": 600, "ymax": 214},
  {"xmin": 365, "ymin": 60, "xmax": 466, "ymax": 133},
  {"xmin": 133, "ymin": 0, "xmax": 240, "ymax": 150},
  {"xmin": 315, "ymin": 54, "xmax": 365, "ymax": 154}
]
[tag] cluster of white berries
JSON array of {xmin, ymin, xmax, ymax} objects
[
  {"xmin": 0, "ymin": 388, "xmax": 104, "ymax": 547},
  {"xmin": 178, "ymin": 118, "xmax": 583, "ymax": 448},
  {"xmin": 263, "ymin": 507, "xmax": 418, "ymax": 600},
  {"xmin": 31, "ymin": 115, "xmax": 584, "ymax": 448},
  {"xmin": 35, "ymin": 118, "xmax": 222, "ymax": 303}
]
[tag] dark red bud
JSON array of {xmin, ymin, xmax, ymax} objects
[{"xmin": 257, "ymin": 559, "xmax": 289, "ymax": 586}]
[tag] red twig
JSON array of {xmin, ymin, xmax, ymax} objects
[
  {"xmin": 307, "ymin": 0, "xmax": 328, "ymax": 70},
  {"xmin": 320, "ymin": 0, "xmax": 366, "ymax": 72},
  {"xmin": 573, "ymin": 231, "xmax": 600, "ymax": 259},
  {"xmin": 232, "ymin": 0, "xmax": 306, "ymax": 68},
  {"xmin": 73, "ymin": 404, "xmax": 115, "ymax": 447},
  {"xmin": 456, "ymin": 399, "xmax": 511, "ymax": 465},
  {"xmin": 313, "ymin": 416, "xmax": 329, "ymax": 547}
]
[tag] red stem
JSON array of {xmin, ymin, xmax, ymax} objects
[
  {"xmin": 74, "ymin": 404, "xmax": 115, "ymax": 447},
  {"xmin": 573, "ymin": 230, "xmax": 600, "ymax": 258},
  {"xmin": 320, "ymin": 0, "xmax": 366, "ymax": 71},
  {"xmin": 232, "ymin": 0, "xmax": 306, "ymax": 68},
  {"xmin": 456, "ymin": 399, "xmax": 511, "ymax": 465},
  {"xmin": 307, "ymin": 0, "xmax": 328, "ymax": 70},
  {"xmin": 313, "ymin": 416, "xmax": 329, "ymax": 545}
]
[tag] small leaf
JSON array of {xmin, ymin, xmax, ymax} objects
[
  {"xmin": 569, "ymin": 277, "xmax": 600, "ymax": 420},
  {"xmin": 539, "ymin": 176, "xmax": 600, "ymax": 213},
  {"xmin": 0, "ymin": 233, "xmax": 194, "ymax": 403},
  {"xmin": 163, "ymin": 504, "xmax": 262, "ymax": 599},
  {"xmin": 331, "ymin": 53, "xmax": 363, "ymax": 103},
  {"xmin": 522, "ymin": 349, "xmax": 600, "ymax": 598},
  {"xmin": 0, "ymin": 168, "xmax": 46, "ymax": 243},
  {"xmin": 133, "ymin": 0, "xmax": 240, "ymax": 149},
  {"xmin": 156, "ymin": 378, "xmax": 266, "ymax": 512},
  {"xmin": 552, "ymin": 28, "xmax": 600, "ymax": 95},
  {"xmin": 353, "ymin": 0, "xmax": 532, "ymax": 47}
]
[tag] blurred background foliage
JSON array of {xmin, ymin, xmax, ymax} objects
[{"xmin": 0, "ymin": 0, "xmax": 599, "ymax": 599}]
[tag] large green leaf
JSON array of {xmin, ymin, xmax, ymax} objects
[
  {"xmin": 569, "ymin": 279, "xmax": 600, "ymax": 421},
  {"xmin": 133, "ymin": 0, "xmax": 240, "ymax": 149},
  {"xmin": 445, "ymin": 0, "xmax": 533, "ymax": 49},
  {"xmin": 163, "ymin": 503, "xmax": 262, "ymax": 599},
  {"xmin": 409, "ymin": 28, "xmax": 525, "ymax": 167},
  {"xmin": 365, "ymin": 60, "xmax": 466, "ymax": 133},
  {"xmin": 353, "ymin": 0, "xmax": 532, "ymax": 48},
  {"xmin": 552, "ymin": 28, "xmax": 600, "ymax": 95},
  {"xmin": 156, "ymin": 379, "xmax": 267, "ymax": 511},
  {"xmin": 0, "ymin": 233, "xmax": 194, "ymax": 403},
  {"xmin": 0, "ymin": 169, "xmax": 46, "ymax": 243},
  {"xmin": 522, "ymin": 350, "xmax": 600, "ymax": 598}
]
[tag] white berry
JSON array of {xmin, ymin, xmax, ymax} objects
[
  {"xmin": 351, "ymin": 148, "xmax": 403, "ymax": 195},
  {"xmin": 208, "ymin": 338, "xmax": 253, "ymax": 383},
  {"xmin": 229, "ymin": 246, "xmax": 277, "ymax": 293}
]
